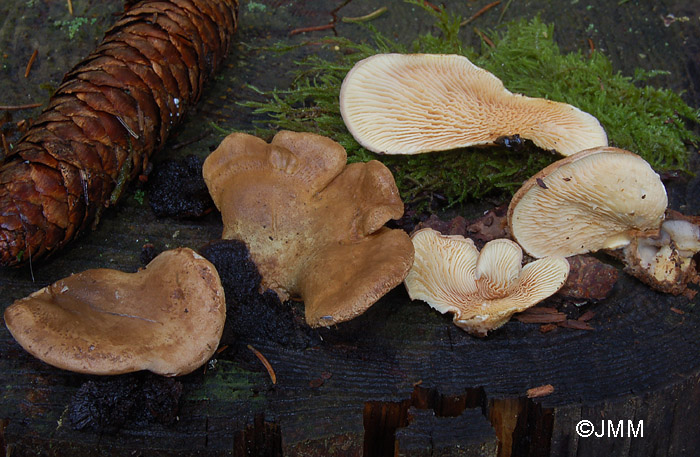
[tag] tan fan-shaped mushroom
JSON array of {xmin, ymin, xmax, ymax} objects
[
  {"xmin": 404, "ymin": 229, "xmax": 569, "ymax": 336},
  {"xmin": 339, "ymin": 53, "xmax": 607, "ymax": 156},
  {"xmin": 202, "ymin": 130, "xmax": 414, "ymax": 327},
  {"xmin": 508, "ymin": 147, "xmax": 668, "ymax": 258},
  {"xmin": 4, "ymin": 248, "xmax": 225, "ymax": 376}
]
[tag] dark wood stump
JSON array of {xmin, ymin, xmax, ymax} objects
[{"xmin": 2, "ymin": 1, "xmax": 700, "ymax": 456}]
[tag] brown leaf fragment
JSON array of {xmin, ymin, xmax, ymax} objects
[
  {"xmin": 682, "ymin": 288, "xmax": 698, "ymax": 300},
  {"xmin": 559, "ymin": 319, "xmax": 594, "ymax": 331},
  {"xmin": 527, "ymin": 384, "xmax": 554, "ymax": 398},
  {"xmin": 578, "ymin": 310, "xmax": 596, "ymax": 322},
  {"xmin": 415, "ymin": 213, "xmax": 467, "ymax": 237},
  {"xmin": 309, "ymin": 378, "xmax": 324, "ymax": 388},
  {"xmin": 557, "ymin": 255, "xmax": 618, "ymax": 300},
  {"xmin": 466, "ymin": 204, "xmax": 509, "ymax": 244},
  {"xmin": 521, "ymin": 306, "xmax": 559, "ymax": 314},
  {"xmin": 539, "ymin": 323, "xmax": 558, "ymax": 333},
  {"xmin": 514, "ymin": 310, "xmax": 567, "ymax": 324}
]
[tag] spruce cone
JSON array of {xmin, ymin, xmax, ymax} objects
[{"xmin": 0, "ymin": 0, "xmax": 239, "ymax": 267}]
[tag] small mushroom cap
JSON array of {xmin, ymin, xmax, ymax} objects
[
  {"xmin": 4, "ymin": 248, "xmax": 225, "ymax": 376},
  {"xmin": 620, "ymin": 217, "xmax": 700, "ymax": 295},
  {"xmin": 340, "ymin": 53, "xmax": 607, "ymax": 156},
  {"xmin": 404, "ymin": 229, "xmax": 569, "ymax": 336},
  {"xmin": 203, "ymin": 130, "xmax": 414, "ymax": 327},
  {"xmin": 508, "ymin": 147, "xmax": 668, "ymax": 258}
]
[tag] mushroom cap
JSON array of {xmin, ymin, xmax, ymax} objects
[
  {"xmin": 404, "ymin": 229, "xmax": 569, "ymax": 336},
  {"xmin": 203, "ymin": 130, "xmax": 414, "ymax": 327},
  {"xmin": 339, "ymin": 53, "xmax": 607, "ymax": 156},
  {"xmin": 4, "ymin": 248, "xmax": 225, "ymax": 376},
  {"xmin": 508, "ymin": 147, "xmax": 668, "ymax": 258}
]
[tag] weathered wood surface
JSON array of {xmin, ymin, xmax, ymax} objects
[{"xmin": 1, "ymin": 1, "xmax": 700, "ymax": 456}]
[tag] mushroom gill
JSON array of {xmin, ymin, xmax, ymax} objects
[
  {"xmin": 340, "ymin": 53, "xmax": 608, "ymax": 156},
  {"xmin": 404, "ymin": 229, "xmax": 569, "ymax": 337},
  {"xmin": 508, "ymin": 147, "xmax": 668, "ymax": 258},
  {"xmin": 202, "ymin": 130, "xmax": 414, "ymax": 327}
]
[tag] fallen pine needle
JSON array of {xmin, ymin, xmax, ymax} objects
[
  {"xmin": 670, "ymin": 307, "xmax": 685, "ymax": 315},
  {"xmin": 25, "ymin": 49, "xmax": 38, "ymax": 78},
  {"xmin": 461, "ymin": 1, "xmax": 500, "ymax": 26},
  {"xmin": 289, "ymin": 23, "xmax": 335, "ymax": 36},
  {"xmin": 67, "ymin": 0, "xmax": 73, "ymax": 15},
  {"xmin": 473, "ymin": 27, "xmax": 495, "ymax": 47},
  {"xmin": 497, "ymin": 0, "xmax": 514, "ymax": 23},
  {"xmin": 342, "ymin": 6, "xmax": 388, "ymax": 23},
  {"xmin": 527, "ymin": 384, "xmax": 554, "ymax": 398},
  {"xmin": 422, "ymin": 0, "xmax": 441, "ymax": 13},
  {"xmin": 0, "ymin": 103, "xmax": 42, "ymax": 111},
  {"xmin": 248, "ymin": 344, "xmax": 277, "ymax": 384}
]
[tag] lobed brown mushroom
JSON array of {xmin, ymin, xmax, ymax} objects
[
  {"xmin": 202, "ymin": 130, "xmax": 414, "ymax": 327},
  {"xmin": 340, "ymin": 53, "xmax": 608, "ymax": 156},
  {"xmin": 404, "ymin": 228, "xmax": 569, "ymax": 337},
  {"xmin": 508, "ymin": 147, "xmax": 668, "ymax": 258},
  {"xmin": 4, "ymin": 248, "xmax": 226, "ymax": 376}
]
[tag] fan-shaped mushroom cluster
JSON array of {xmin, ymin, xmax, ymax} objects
[
  {"xmin": 340, "ymin": 52, "xmax": 698, "ymax": 331},
  {"xmin": 6, "ymin": 47, "xmax": 696, "ymax": 379}
]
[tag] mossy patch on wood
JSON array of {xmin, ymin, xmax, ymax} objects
[{"xmin": 242, "ymin": 0, "xmax": 699, "ymax": 207}]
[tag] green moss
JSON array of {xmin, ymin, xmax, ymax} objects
[
  {"xmin": 472, "ymin": 17, "xmax": 700, "ymax": 171},
  {"xmin": 53, "ymin": 16, "xmax": 97, "ymax": 40},
  {"xmin": 132, "ymin": 189, "xmax": 145, "ymax": 205},
  {"xmin": 187, "ymin": 360, "xmax": 266, "ymax": 403},
  {"xmin": 242, "ymin": 0, "xmax": 699, "ymax": 206}
]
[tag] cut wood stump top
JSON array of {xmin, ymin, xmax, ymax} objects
[{"xmin": 2, "ymin": 1, "xmax": 700, "ymax": 456}]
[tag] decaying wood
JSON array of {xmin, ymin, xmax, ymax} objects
[
  {"xmin": 2, "ymin": 0, "xmax": 700, "ymax": 456},
  {"xmin": 0, "ymin": 0, "xmax": 239, "ymax": 267}
]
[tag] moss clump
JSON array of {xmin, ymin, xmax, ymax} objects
[
  {"xmin": 243, "ymin": 1, "xmax": 699, "ymax": 206},
  {"xmin": 53, "ymin": 16, "xmax": 97, "ymax": 40}
]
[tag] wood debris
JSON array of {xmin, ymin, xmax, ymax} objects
[{"xmin": 527, "ymin": 384, "xmax": 554, "ymax": 398}]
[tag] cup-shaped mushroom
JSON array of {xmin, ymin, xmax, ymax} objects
[
  {"xmin": 404, "ymin": 229, "xmax": 569, "ymax": 337},
  {"xmin": 508, "ymin": 147, "xmax": 668, "ymax": 258},
  {"xmin": 4, "ymin": 248, "xmax": 225, "ymax": 376},
  {"xmin": 202, "ymin": 130, "xmax": 414, "ymax": 327},
  {"xmin": 340, "ymin": 53, "xmax": 608, "ymax": 156}
]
